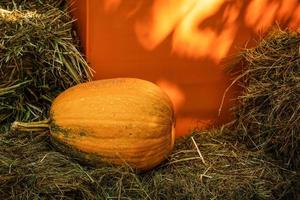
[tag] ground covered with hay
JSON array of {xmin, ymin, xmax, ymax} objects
[
  {"xmin": 0, "ymin": 129, "xmax": 298, "ymax": 199},
  {"xmin": 0, "ymin": 1, "xmax": 299, "ymax": 200}
]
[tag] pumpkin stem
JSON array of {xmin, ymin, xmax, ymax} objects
[{"xmin": 11, "ymin": 119, "xmax": 50, "ymax": 132}]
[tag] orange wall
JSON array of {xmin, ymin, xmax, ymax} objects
[{"xmin": 69, "ymin": 0, "xmax": 300, "ymax": 136}]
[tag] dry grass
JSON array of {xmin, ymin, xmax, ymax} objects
[
  {"xmin": 0, "ymin": 0, "xmax": 92, "ymax": 128},
  {"xmin": 0, "ymin": 129, "xmax": 298, "ymax": 200},
  {"xmin": 227, "ymin": 28, "xmax": 300, "ymax": 170}
]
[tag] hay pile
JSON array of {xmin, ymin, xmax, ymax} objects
[
  {"xmin": 0, "ymin": 1, "xmax": 299, "ymax": 199},
  {"xmin": 0, "ymin": 129, "xmax": 298, "ymax": 199},
  {"xmin": 229, "ymin": 28, "xmax": 300, "ymax": 170},
  {"xmin": 0, "ymin": 0, "xmax": 92, "ymax": 129}
]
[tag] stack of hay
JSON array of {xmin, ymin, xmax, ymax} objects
[
  {"xmin": 230, "ymin": 29, "xmax": 300, "ymax": 170},
  {"xmin": 0, "ymin": 1, "xmax": 299, "ymax": 199},
  {"xmin": 0, "ymin": 0, "xmax": 92, "ymax": 130}
]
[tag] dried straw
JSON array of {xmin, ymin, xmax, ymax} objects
[
  {"xmin": 0, "ymin": 129, "xmax": 297, "ymax": 199},
  {"xmin": 0, "ymin": 1, "xmax": 92, "ymax": 128},
  {"xmin": 227, "ymin": 28, "xmax": 300, "ymax": 170}
]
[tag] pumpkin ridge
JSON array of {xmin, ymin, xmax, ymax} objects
[
  {"xmin": 53, "ymin": 134, "xmax": 172, "ymax": 152},
  {"xmin": 53, "ymin": 118, "xmax": 172, "ymax": 126},
  {"xmin": 51, "ymin": 136, "xmax": 171, "ymax": 170}
]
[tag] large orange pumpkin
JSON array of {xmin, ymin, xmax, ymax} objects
[{"xmin": 44, "ymin": 78, "xmax": 175, "ymax": 171}]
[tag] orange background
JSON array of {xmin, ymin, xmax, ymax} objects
[{"xmin": 69, "ymin": 0, "xmax": 300, "ymax": 136}]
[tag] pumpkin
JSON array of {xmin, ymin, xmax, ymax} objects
[{"xmin": 14, "ymin": 78, "xmax": 175, "ymax": 171}]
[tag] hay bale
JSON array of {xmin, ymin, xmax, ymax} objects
[
  {"xmin": 228, "ymin": 28, "xmax": 300, "ymax": 170},
  {"xmin": 0, "ymin": 0, "xmax": 64, "ymax": 9},
  {"xmin": 0, "ymin": 129, "xmax": 297, "ymax": 199},
  {"xmin": 0, "ymin": 1, "xmax": 92, "ymax": 127}
]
